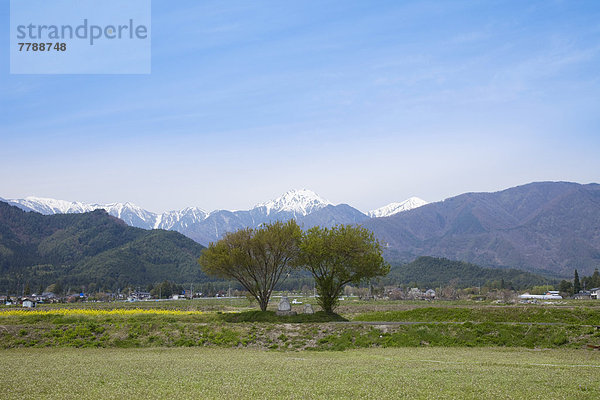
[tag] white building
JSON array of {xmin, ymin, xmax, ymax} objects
[
  {"xmin": 519, "ymin": 291, "xmax": 562, "ymax": 300},
  {"xmin": 22, "ymin": 300, "xmax": 36, "ymax": 308}
]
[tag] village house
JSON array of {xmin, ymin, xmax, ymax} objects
[
  {"xmin": 22, "ymin": 298, "xmax": 36, "ymax": 308},
  {"xmin": 32, "ymin": 292, "xmax": 58, "ymax": 303},
  {"xmin": 128, "ymin": 291, "xmax": 152, "ymax": 301},
  {"xmin": 67, "ymin": 293, "xmax": 88, "ymax": 303},
  {"xmin": 573, "ymin": 291, "xmax": 591, "ymax": 300}
]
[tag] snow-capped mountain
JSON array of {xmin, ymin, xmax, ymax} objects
[
  {"xmin": 5, "ymin": 196, "xmax": 159, "ymax": 229},
  {"xmin": 8, "ymin": 196, "xmax": 98, "ymax": 215},
  {"xmin": 98, "ymin": 202, "xmax": 158, "ymax": 229},
  {"xmin": 368, "ymin": 197, "xmax": 428, "ymax": 218},
  {"xmin": 3, "ymin": 190, "xmax": 423, "ymax": 245},
  {"xmin": 255, "ymin": 189, "xmax": 331, "ymax": 217}
]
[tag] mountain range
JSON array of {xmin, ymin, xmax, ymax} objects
[
  {"xmin": 364, "ymin": 181, "xmax": 600, "ymax": 276},
  {"xmin": 2, "ymin": 190, "xmax": 427, "ymax": 246},
  {"xmin": 3, "ymin": 181, "xmax": 600, "ymax": 277}
]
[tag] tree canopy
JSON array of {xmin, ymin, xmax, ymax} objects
[
  {"xmin": 198, "ymin": 220, "xmax": 302, "ymax": 311},
  {"xmin": 298, "ymin": 225, "xmax": 389, "ymax": 314},
  {"xmin": 581, "ymin": 268, "xmax": 600, "ymax": 291}
]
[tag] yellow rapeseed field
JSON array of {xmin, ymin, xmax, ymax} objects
[{"xmin": 0, "ymin": 308, "xmax": 206, "ymax": 317}]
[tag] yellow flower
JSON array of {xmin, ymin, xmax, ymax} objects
[{"xmin": 0, "ymin": 308, "xmax": 206, "ymax": 316}]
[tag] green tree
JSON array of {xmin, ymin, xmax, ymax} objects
[
  {"xmin": 558, "ymin": 280, "xmax": 573, "ymax": 296},
  {"xmin": 199, "ymin": 220, "xmax": 302, "ymax": 311},
  {"xmin": 52, "ymin": 281, "xmax": 63, "ymax": 295},
  {"xmin": 590, "ymin": 268, "xmax": 600, "ymax": 288},
  {"xmin": 298, "ymin": 225, "xmax": 389, "ymax": 314},
  {"xmin": 573, "ymin": 269, "xmax": 581, "ymax": 294},
  {"xmin": 150, "ymin": 280, "xmax": 175, "ymax": 299},
  {"xmin": 581, "ymin": 268, "xmax": 600, "ymax": 291},
  {"xmin": 529, "ymin": 285, "xmax": 553, "ymax": 295}
]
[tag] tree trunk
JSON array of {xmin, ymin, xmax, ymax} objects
[
  {"xmin": 259, "ymin": 297, "xmax": 268, "ymax": 312},
  {"xmin": 317, "ymin": 288, "xmax": 339, "ymax": 314}
]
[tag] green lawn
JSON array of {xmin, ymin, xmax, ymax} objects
[{"xmin": 2, "ymin": 347, "xmax": 599, "ymax": 399}]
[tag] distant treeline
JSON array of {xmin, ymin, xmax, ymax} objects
[
  {"xmin": 219, "ymin": 257, "xmax": 555, "ymax": 293},
  {"xmin": 2, "ymin": 255, "xmax": 556, "ymax": 297}
]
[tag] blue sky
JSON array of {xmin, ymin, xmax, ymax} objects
[{"xmin": 1, "ymin": 0, "xmax": 599, "ymax": 213}]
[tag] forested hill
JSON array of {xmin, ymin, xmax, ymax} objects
[
  {"xmin": 0, "ymin": 201, "xmax": 207, "ymax": 292},
  {"xmin": 386, "ymin": 256, "xmax": 555, "ymax": 290}
]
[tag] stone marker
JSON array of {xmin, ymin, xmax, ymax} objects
[
  {"xmin": 276, "ymin": 296, "xmax": 296, "ymax": 316},
  {"xmin": 279, "ymin": 296, "xmax": 291, "ymax": 311},
  {"xmin": 303, "ymin": 303, "xmax": 314, "ymax": 314}
]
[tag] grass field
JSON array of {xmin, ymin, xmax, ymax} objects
[
  {"xmin": 2, "ymin": 300, "xmax": 600, "ymax": 397},
  {"xmin": 1, "ymin": 347, "xmax": 599, "ymax": 399}
]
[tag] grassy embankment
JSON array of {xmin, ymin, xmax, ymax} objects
[
  {"xmin": 1, "ymin": 300, "xmax": 600, "ymax": 350},
  {"xmin": 353, "ymin": 306, "xmax": 600, "ymax": 324}
]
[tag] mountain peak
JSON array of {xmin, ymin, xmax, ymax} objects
[
  {"xmin": 368, "ymin": 197, "xmax": 428, "ymax": 218},
  {"xmin": 255, "ymin": 189, "xmax": 332, "ymax": 216},
  {"xmin": 180, "ymin": 206, "xmax": 208, "ymax": 214}
]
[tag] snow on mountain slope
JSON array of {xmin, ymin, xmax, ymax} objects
[
  {"xmin": 6, "ymin": 197, "xmax": 158, "ymax": 229},
  {"xmin": 94, "ymin": 202, "xmax": 158, "ymax": 229},
  {"xmin": 368, "ymin": 197, "xmax": 428, "ymax": 218},
  {"xmin": 157, "ymin": 207, "xmax": 208, "ymax": 230},
  {"xmin": 254, "ymin": 189, "xmax": 332, "ymax": 216},
  {"xmin": 9, "ymin": 196, "xmax": 98, "ymax": 215}
]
